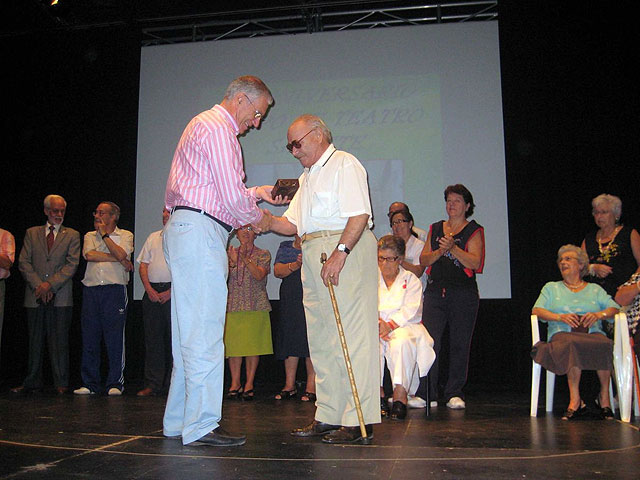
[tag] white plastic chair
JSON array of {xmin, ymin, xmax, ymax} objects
[
  {"xmin": 612, "ymin": 312, "xmax": 640, "ymax": 422},
  {"xmin": 529, "ymin": 314, "xmax": 622, "ymax": 419}
]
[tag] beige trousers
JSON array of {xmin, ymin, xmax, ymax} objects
[{"xmin": 301, "ymin": 229, "xmax": 381, "ymax": 426}]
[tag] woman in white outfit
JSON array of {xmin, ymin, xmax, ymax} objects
[{"xmin": 378, "ymin": 235, "xmax": 435, "ymax": 420}]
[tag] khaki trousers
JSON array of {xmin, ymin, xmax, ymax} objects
[{"xmin": 301, "ymin": 229, "xmax": 381, "ymax": 426}]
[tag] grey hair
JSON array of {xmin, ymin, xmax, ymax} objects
[
  {"xmin": 99, "ymin": 201, "xmax": 121, "ymax": 222},
  {"xmin": 592, "ymin": 193, "xmax": 622, "ymax": 220},
  {"xmin": 43, "ymin": 194, "xmax": 66, "ymax": 209},
  {"xmin": 295, "ymin": 114, "xmax": 333, "ymax": 144},
  {"xmin": 224, "ymin": 75, "xmax": 273, "ymax": 105},
  {"xmin": 377, "ymin": 234, "xmax": 406, "ymax": 258},
  {"xmin": 557, "ymin": 244, "xmax": 590, "ymax": 278}
]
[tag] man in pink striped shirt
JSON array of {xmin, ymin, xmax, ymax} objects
[{"xmin": 163, "ymin": 75, "xmax": 283, "ymax": 447}]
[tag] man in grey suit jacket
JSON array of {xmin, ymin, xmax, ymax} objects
[{"xmin": 11, "ymin": 195, "xmax": 80, "ymax": 394}]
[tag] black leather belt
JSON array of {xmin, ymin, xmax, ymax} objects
[{"xmin": 172, "ymin": 206, "xmax": 232, "ymax": 232}]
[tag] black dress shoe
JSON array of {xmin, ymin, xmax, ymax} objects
[
  {"xmin": 380, "ymin": 397, "xmax": 390, "ymax": 418},
  {"xmin": 322, "ymin": 425, "xmax": 373, "ymax": 444},
  {"xmin": 192, "ymin": 427, "xmax": 246, "ymax": 446},
  {"xmin": 390, "ymin": 401, "xmax": 407, "ymax": 420},
  {"xmin": 291, "ymin": 420, "xmax": 340, "ymax": 437}
]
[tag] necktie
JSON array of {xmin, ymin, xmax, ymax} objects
[{"xmin": 47, "ymin": 226, "xmax": 55, "ymax": 252}]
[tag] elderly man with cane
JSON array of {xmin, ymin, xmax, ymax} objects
[{"xmin": 258, "ymin": 114, "xmax": 380, "ymax": 444}]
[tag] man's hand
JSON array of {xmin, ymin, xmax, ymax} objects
[
  {"xmin": 95, "ymin": 217, "xmax": 108, "ymax": 237},
  {"xmin": 121, "ymin": 258, "xmax": 134, "ymax": 272},
  {"xmin": 157, "ymin": 289, "xmax": 171, "ymax": 304},
  {"xmin": 146, "ymin": 287, "xmax": 161, "ymax": 303},
  {"xmin": 255, "ymin": 185, "xmax": 289, "ymax": 205},
  {"xmin": 252, "ymin": 209, "xmax": 273, "ymax": 233},
  {"xmin": 320, "ymin": 249, "xmax": 347, "ymax": 287},
  {"xmin": 34, "ymin": 281, "xmax": 52, "ymax": 300}
]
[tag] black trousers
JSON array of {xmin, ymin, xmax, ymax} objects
[
  {"xmin": 422, "ymin": 286, "xmax": 479, "ymax": 402},
  {"xmin": 23, "ymin": 305, "xmax": 72, "ymax": 388},
  {"xmin": 141, "ymin": 282, "xmax": 172, "ymax": 392}
]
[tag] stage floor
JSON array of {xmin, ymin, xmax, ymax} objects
[{"xmin": 1, "ymin": 389, "xmax": 638, "ymax": 479}]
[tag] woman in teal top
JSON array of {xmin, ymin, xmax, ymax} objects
[{"xmin": 532, "ymin": 245, "xmax": 619, "ymax": 421}]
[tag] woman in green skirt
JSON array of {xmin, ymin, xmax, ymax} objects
[{"xmin": 225, "ymin": 225, "xmax": 273, "ymax": 400}]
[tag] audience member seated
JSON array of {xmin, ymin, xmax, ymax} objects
[
  {"xmin": 387, "ymin": 202, "xmax": 427, "ymax": 242},
  {"xmin": 225, "ymin": 225, "xmax": 273, "ymax": 401},
  {"xmin": 273, "ymin": 235, "xmax": 316, "ymax": 401},
  {"xmin": 377, "ymin": 235, "xmax": 435, "ymax": 420},
  {"xmin": 531, "ymin": 244, "xmax": 619, "ymax": 420},
  {"xmin": 614, "ymin": 268, "xmax": 640, "ymax": 356},
  {"xmin": 389, "ymin": 209, "xmax": 426, "ymax": 289}
]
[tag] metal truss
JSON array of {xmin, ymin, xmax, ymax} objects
[{"xmin": 140, "ymin": 2, "xmax": 498, "ymax": 47}]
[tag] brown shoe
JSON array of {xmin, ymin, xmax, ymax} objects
[
  {"xmin": 322, "ymin": 425, "xmax": 373, "ymax": 444},
  {"xmin": 291, "ymin": 420, "xmax": 340, "ymax": 437},
  {"xmin": 137, "ymin": 387, "xmax": 154, "ymax": 397}
]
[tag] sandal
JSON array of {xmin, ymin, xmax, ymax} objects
[
  {"xmin": 242, "ymin": 389, "xmax": 255, "ymax": 401},
  {"xmin": 601, "ymin": 406, "xmax": 615, "ymax": 420},
  {"xmin": 561, "ymin": 403, "xmax": 587, "ymax": 421},
  {"xmin": 226, "ymin": 388, "xmax": 243, "ymax": 399},
  {"xmin": 301, "ymin": 391, "xmax": 317, "ymax": 402},
  {"xmin": 275, "ymin": 389, "xmax": 297, "ymax": 400}
]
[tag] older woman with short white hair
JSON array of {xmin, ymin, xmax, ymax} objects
[
  {"xmin": 378, "ymin": 235, "xmax": 435, "ymax": 420},
  {"xmin": 531, "ymin": 244, "xmax": 619, "ymax": 420},
  {"xmin": 582, "ymin": 194, "xmax": 640, "ymax": 299}
]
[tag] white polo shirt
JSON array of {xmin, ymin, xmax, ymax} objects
[
  {"xmin": 136, "ymin": 230, "xmax": 171, "ymax": 283},
  {"xmin": 82, "ymin": 227, "xmax": 134, "ymax": 287}
]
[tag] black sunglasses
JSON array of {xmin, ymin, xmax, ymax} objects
[{"xmin": 286, "ymin": 129, "xmax": 315, "ymax": 153}]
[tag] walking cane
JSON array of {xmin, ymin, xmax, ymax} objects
[{"xmin": 320, "ymin": 252, "xmax": 370, "ymax": 444}]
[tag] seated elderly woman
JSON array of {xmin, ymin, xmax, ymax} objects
[
  {"xmin": 531, "ymin": 244, "xmax": 619, "ymax": 420},
  {"xmin": 377, "ymin": 235, "xmax": 435, "ymax": 420}
]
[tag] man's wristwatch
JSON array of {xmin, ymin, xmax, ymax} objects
[
  {"xmin": 337, "ymin": 243, "xmax": 351, "ymax": 255},
  {"xmin": 102, "ymin": 233, "xmax": 110, "ymax": 240}
]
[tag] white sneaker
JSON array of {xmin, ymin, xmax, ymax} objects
[
  {"xmin": 446, "ymin": 396, "xmax": 466, "ymax": 409},
  {"xmin": 108, "ymin": 387, "xmax": 122, "ymax": 396},
  {"xmin": 73, "ymin": 387, "xmax": 95, "ymax": 395},
  {"xmin": 429, "ymin": 400, "xmax": 438, "ymax": 408},
  {"xmin": 407, "ymin": 395, "xmax": 427, "ymax": 409}
]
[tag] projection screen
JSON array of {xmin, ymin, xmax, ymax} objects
[{"xmin": 135, "ymin": 21, "xmax": 510, "ymax": 299}]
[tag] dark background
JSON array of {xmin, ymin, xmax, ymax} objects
[{"xmin": 0, "ymin": 1, "xmax": 637, "ymax": 394}]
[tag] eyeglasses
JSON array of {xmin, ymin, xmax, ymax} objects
[
  {"xmin": 93, "ymin": 210, "xmax": 112, "ymax": 217},
  {"xmin": 243, "ymin": 94, "xmax": 262, "ymax": 119},
  {"xmin": 378, "ymin": 255, "xmax": 399, "ymax": 263},
  {"xmin": 238, "ymin": 226, "xmax": 254, "ymax": 232},
  {"xmin": 286, "ymin": 129, "xmax": 315, "ymax": 153},
  {"xmin": 391, "ymin": 219, "xmax": 410, "ymax": 226}
]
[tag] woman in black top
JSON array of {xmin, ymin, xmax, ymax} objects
[
  {"xmin": 581, "ymin": 193, "xmax": 640, "ymax": 298},
  {"xmin": 420, "ymin": 184, "xmax": 485, "ymax": 410}
]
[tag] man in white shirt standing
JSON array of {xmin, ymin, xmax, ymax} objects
[
  {"xmin": 260, "ymin": 114, "xmax": 380, "ymax": 444},
  {"xmin": 74, "ymin": 201, "xmax": 133, "ymax": 396},
  {"xmin": 136, "ymin": 208, "xmax": 172, "ymax": 397}
]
